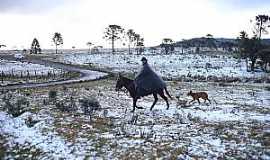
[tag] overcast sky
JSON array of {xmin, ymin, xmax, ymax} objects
[{"xmin": 0, "ymin": 0, "xmax": 269, "ymax": 49}]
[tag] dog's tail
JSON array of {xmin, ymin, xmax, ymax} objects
[{"xmin": 165, "ymin": 87, "xmax": 173, "ymax": 100}]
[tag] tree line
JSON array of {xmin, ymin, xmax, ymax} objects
[
  {"xmin": 238, "ymin": 14, "xmax": 270, "ymax": 72},
  {"xmin": 27, "ymin": 25, "xmax": 145, "ymax": 55}
]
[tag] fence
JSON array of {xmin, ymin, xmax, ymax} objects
[{"xmin": 0, "ymin": 69, "xmax": 72, "ymax": 84}]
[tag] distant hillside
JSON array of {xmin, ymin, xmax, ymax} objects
[
  {"xmin": 172, "ymin": 38, "xmax": 270, "ymax": 48},
  {"xmin": 261, "ymin": 39, "xmax": 270, "ymax": 45}
]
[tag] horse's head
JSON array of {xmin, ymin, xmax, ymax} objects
[{"xmin": 115, "ymin": 74, "xmax": 124, "ymax": 91}]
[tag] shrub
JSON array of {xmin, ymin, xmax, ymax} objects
[
  {"xmin": 4, "ymin": 97, "xmax": 29, "ymax": 117},
  {"xmin": 48, "ymin": 90, "xmax": 57, "ymax": 103},
  {"xmin": 55, "ymin": 100, "xmax": 66, "ymax": 112},
  {"xmin": 62, "ymin": 85, "xmax": 68, "ymax": 92},
  {"xmin": 79, "ymin": 97, "xmax": 101, "ymax": 120},
  {"xmin": 55, "ymin": 96, "xmax": 77, "ymax": 112},
  {"xmin": 25, "ymin": 116, "xmax": 39, "ymax": 127},
  {"xmin": 2, "ymin": 93, "xmax": 12, "ymax": 102},
  {"xmin": 21, "ymin": 89, "xmax": 31, "ymax": 96}
]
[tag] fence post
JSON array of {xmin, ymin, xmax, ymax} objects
[
  {"xmin": 11, "ymin": 69, "xmax": 14, "ymax": 78},
  {"xmin": 34, "ymin": 70, "xmax": 37, "ymax": 82},
  {"xmin": 1, "ymin": 71, "xmax": 3, "ymax": 83},
  {"xmin": 27, "ymin": 70, "xmax": 30, "ymax": 82},
  {"xmin": 53, "ymin": 70, "xmax": 56, "ymax": 79},
  {"xmin": 48, "ymin": 71, "xmax": 51, "ymax": 80}
]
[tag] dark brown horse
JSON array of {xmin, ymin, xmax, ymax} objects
[{"xmin": 115, "ymin": 74, "xmax": 172, "ymax": 112}]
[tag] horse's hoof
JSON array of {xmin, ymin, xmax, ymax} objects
[{"xmin": 137, "ymin": 106, "xmax": 144, "ymax": 109}]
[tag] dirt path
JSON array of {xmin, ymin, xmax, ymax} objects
[{"xmin": 0, "ymin": 54, "xmax": 110, "ymax": 90}]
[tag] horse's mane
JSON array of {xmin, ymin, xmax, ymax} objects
[{"xmin": 121, "ymin": 76, "xmax": 134, "ymax": 82}]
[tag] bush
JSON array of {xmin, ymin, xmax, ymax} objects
[
  {"xmin": 55, "ymin": 96, "xmax": 77, "ymax": 112},
  {"xmin": 48, "ymin": 90, "xmax": 57, "ymax": 103},
  {"xmin": 21, "ymin": 89, "xmax": 31, "ymax": 96},
  {"xmin": 25, "ymin": 116, "xmax": 39, "ymax": 127},
  {"xmin": 79, "ymin": 97, "xmax": 101, "ymax": 119},
  {"xmin": 2, "ymin": 93, "xmax": 12, "ymax": 102},
  {"xmin": 55, "ymin": 100, "xmax": 66, "ymax": 112},
  {"xmin": 4, "ymin": 97, "xmax": 29, "ymax": 117}
]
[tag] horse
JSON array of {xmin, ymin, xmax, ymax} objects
[{"xmin": 115, "ymin": 74, "xmax": 172, "ymax": 112}]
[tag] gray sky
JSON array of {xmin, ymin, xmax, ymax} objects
[{"xmin": 0, "ymin": 0, "xmax": 269, "ymax": 49}]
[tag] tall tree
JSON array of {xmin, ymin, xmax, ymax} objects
[
  {"xmin": 86, "ymin": 42, "xmax": 94, "ymax": 53},
  {"xmin": 0, "ymin": 44, "xmax": 6, "ymax": 48},
  {"xmin": 134, "ymin": 34, "xmax": 144, "ymax": 54},
  {"xmin": 103, "ymin": 25, "xmax": 124, "ymax": 54},
  {"xmin": 161, "ymin": 38, "xmax": 174, "ymax": 54},
  {"xmin": 238, "ymin": 31, "xmax": 261, "ymax": 71},
  {"xmin": 52, "ymin": 32, "xmax": 63, "ymax": 54},
  {"xmin": 238, "ymin": 31, "xmax": 249, "ymax": 59},
  {"xmin": 206, "ymin": 34, "xmax": 213, "ymax": 39},
  {"xmin": 257, "ymin": 49, "xmax": 270, "ymax": 71},
  {"xmin": 126, "ymin": 29, "xmax": 136, "ymax": 54},
  {"xmin": 92, "ymin": 45, "xmax": 103, "ymax": 54},
  {"xmin": 253, "ymin": 15, "xmax": 270, "ymax": 39},
  {"xmin": 205, "ymin": 34, "xmax": 216, "ymax": 49},
  {"xmin": 30, "ymin": 38, "xmax": 41, "ymax": 54}
]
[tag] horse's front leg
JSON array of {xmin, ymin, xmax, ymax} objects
[{"xmin": 132, "ymin": 97, "xmax": 143, "ymax": 112}]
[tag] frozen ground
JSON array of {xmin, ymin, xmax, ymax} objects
[
  {"xmin": 0, "ymin": 59, "xmax": 62, "ymax": 76},
  {"xmin": 0, "ymin": 80, "xmax": 269, "ymax": 159},
  {"xmin": 58, "ymin": 53, "xmax": 269, "ymax": 80},
  {"xmin": 0, "ymin": 58, "xmax": 108, "ymax": 88}
]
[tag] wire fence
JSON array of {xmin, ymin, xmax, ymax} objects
[{"xmin": 0, "ymin": 69, "xmax": 72, "ymax": 84}]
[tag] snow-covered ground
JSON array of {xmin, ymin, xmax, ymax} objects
[
  {"xmin": 58, "ymin": 53, "xmax": 269, "ymax": 80},
  {"xmin": 0, "ymin": 59, "xmax": 62, "ymax": 76},
  {"xmin": 1, "ymin": 80, "xmax": 269, "ymax": 159},
  {"xmin": 1, "ymin": 52, "xmax": 269, "ymax": 159}
]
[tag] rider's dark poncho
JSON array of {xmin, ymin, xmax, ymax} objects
[{"xmin": 134, "ymin": 62, "xmax": 166, "ymax": 98}]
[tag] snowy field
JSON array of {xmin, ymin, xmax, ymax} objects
[
  {"xmin": 58, "ymin": 53, "xmax": 269, "ymax": 81},
  {"xmin": 0, "ymin": 80, "xmax": 269, "ymax": 159},
  {"xmin": 0, "ymin": 51, "xmax": 270, "ymax": 159},
  {"xmin": 0, "ymin": 59, "xmax": 62, "ymax": 76}
]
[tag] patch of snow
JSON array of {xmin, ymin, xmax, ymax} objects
[
  {"xmin": 0, "ymin": 59, "xmax": 62, "ymax": 76},
  {"xmin": 0, "ymin": 111, "xmax": 85, "ymax": 159},
  {"xmin": 58, "ymin": 53, "xmax": 269, "ymax": 79}
]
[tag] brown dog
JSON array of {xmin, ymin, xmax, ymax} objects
[{"xmin": 187, "ymin": 90, "xmax": 211, "ymax": 104}]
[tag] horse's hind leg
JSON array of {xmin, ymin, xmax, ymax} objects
[
  {"xmin": 159, "ymin": 92, "xmax": 169, "ymax": 110},
  {"xmin": 132, "ymin": 98, "xmax": 137, "ymax": 112},
  {"xmin": 150, "ymin": 94, "xmax": 158, "ymax": 111}
]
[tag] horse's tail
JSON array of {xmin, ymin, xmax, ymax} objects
[{"xmin": 165, "ymin": 87, "xmax": 173, "ymax": 100}]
